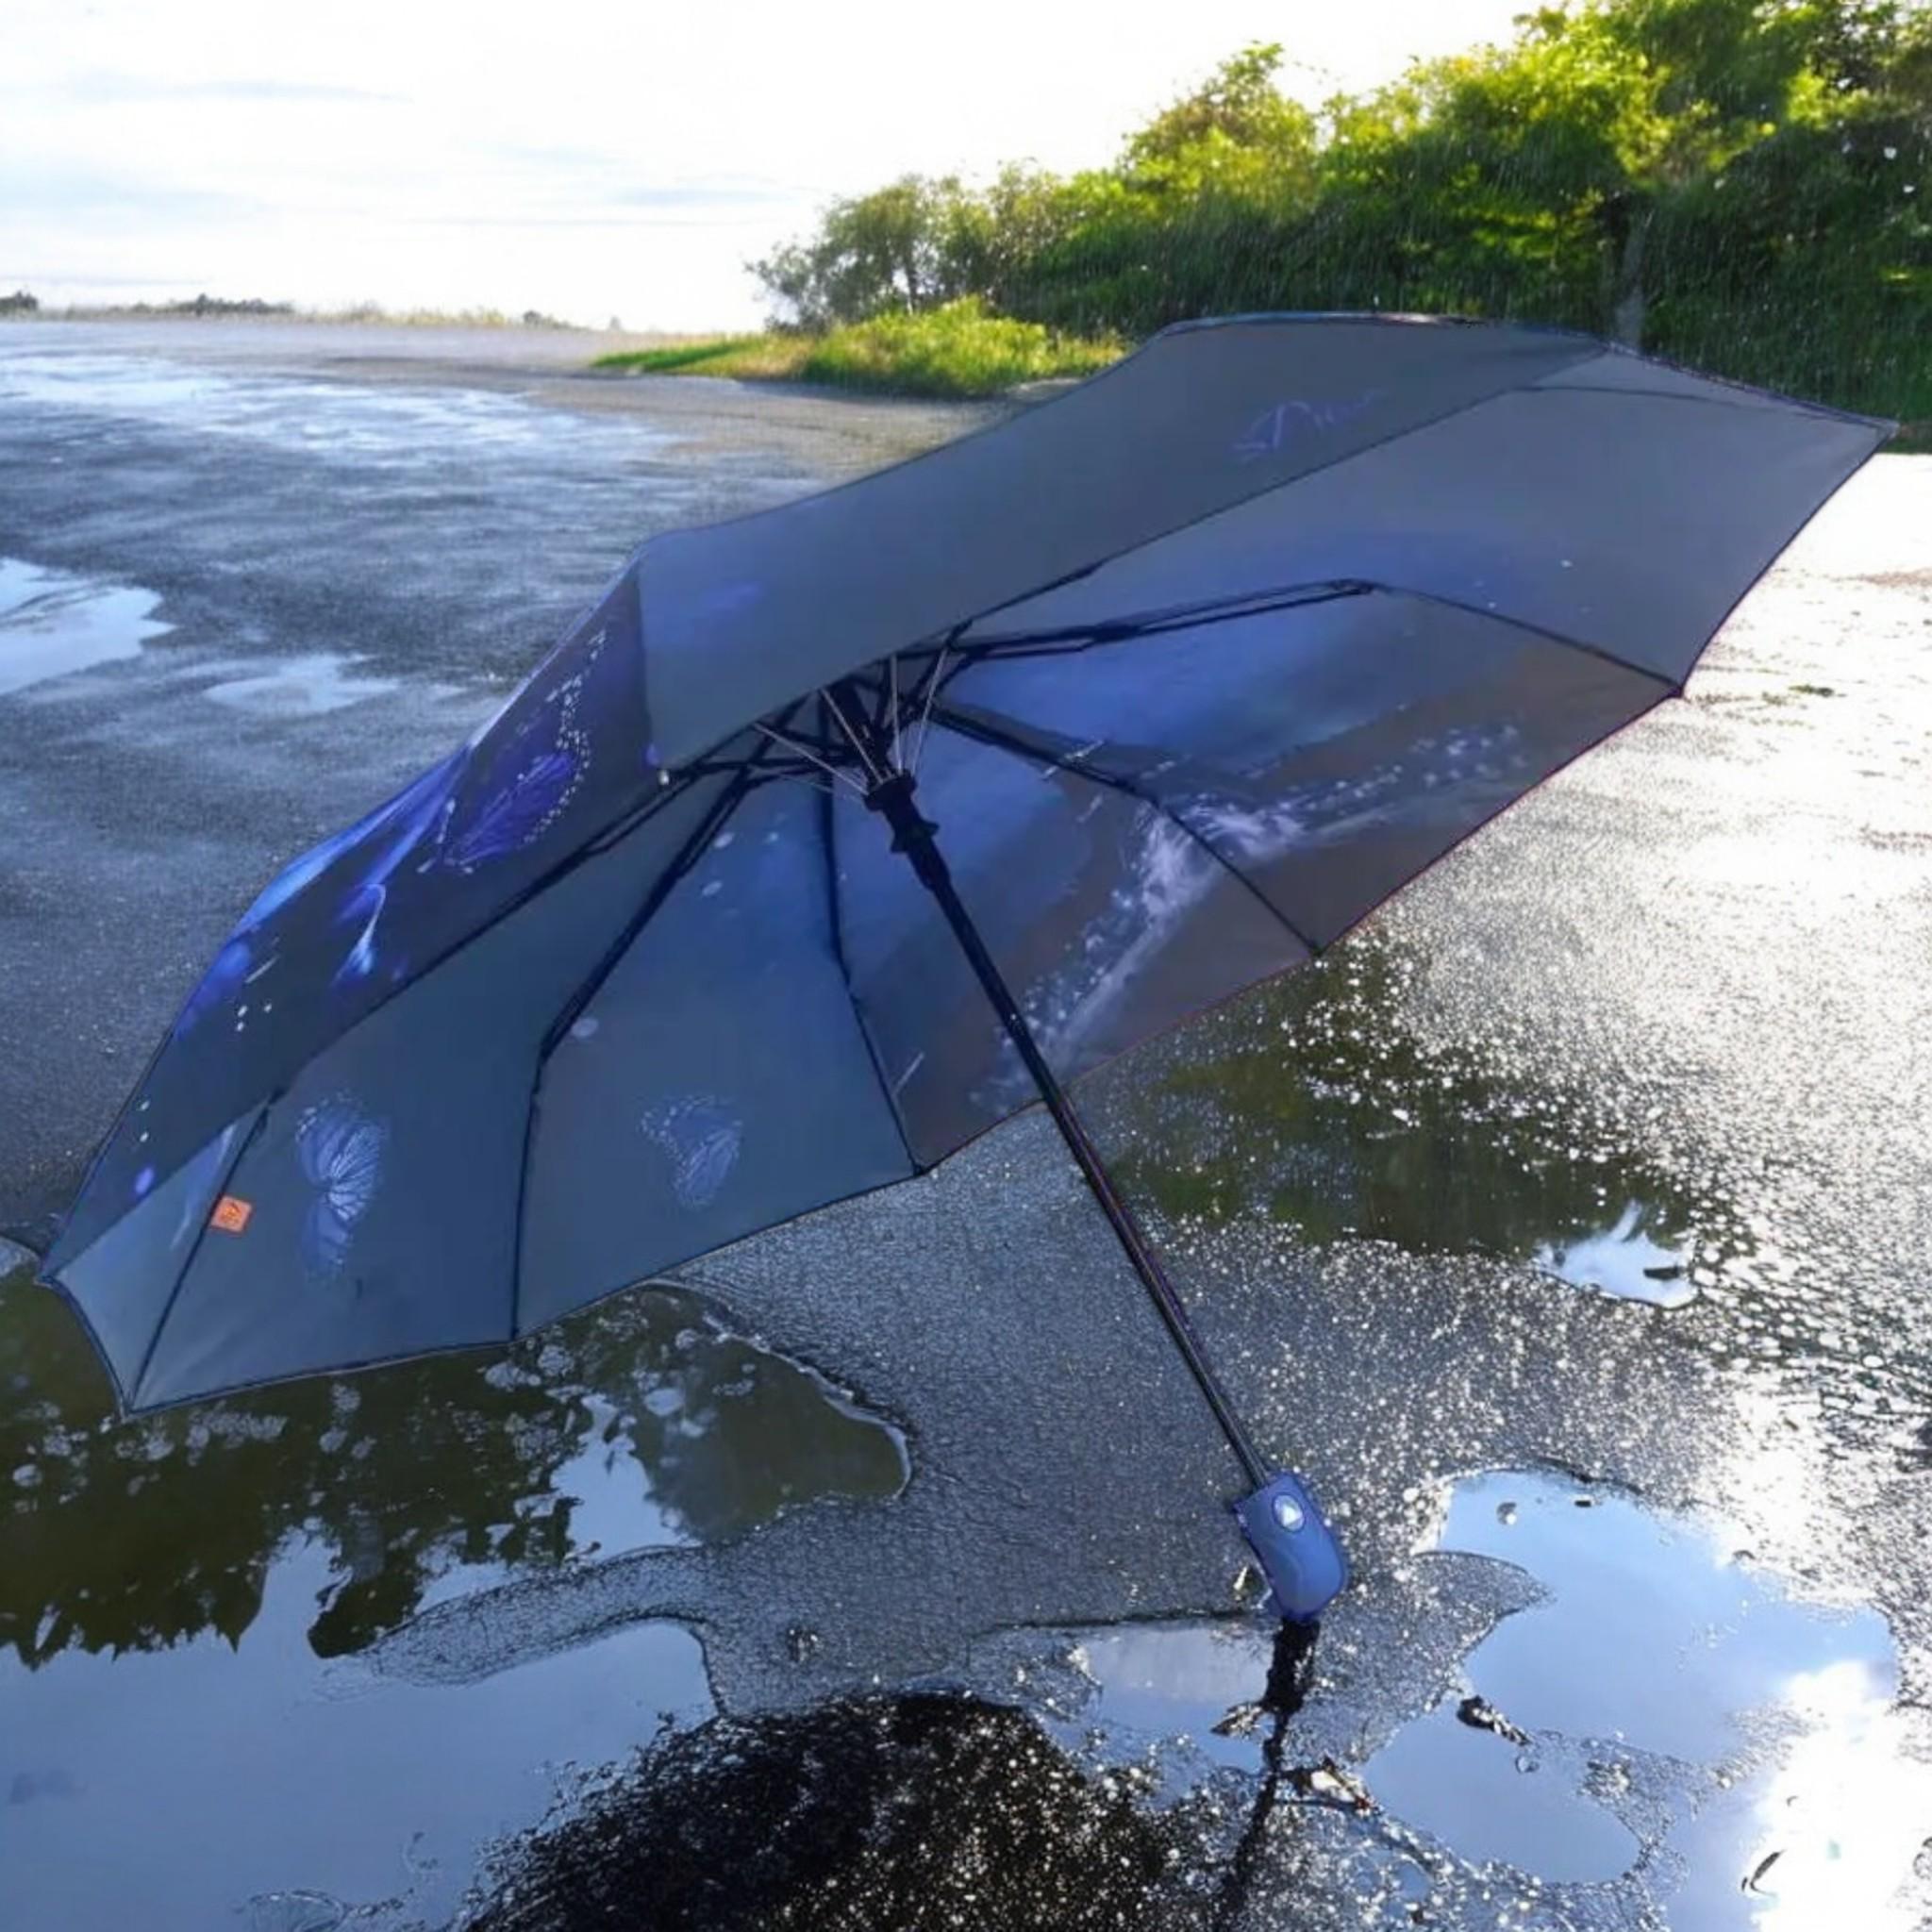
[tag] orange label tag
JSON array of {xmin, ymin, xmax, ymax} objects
[{"xmin": 209, "ymin": 1195, "xmax": 254, "ymax": 1234}]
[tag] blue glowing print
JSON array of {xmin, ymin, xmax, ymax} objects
[
  {"xmin": 323, "ymin": 761, "xmax": 467, "ymax": 989},
  {"xmin": 641, "ymin": 1095, "xmax": 741, "ymax": 1209},
  {"xmin": 442, "ymin": 747, "xmax": 578, "ymax": 870},
  {"xmin": 432, "ymin": 623, "xmax": 607, "ymax": 874},
  {"xmin": 1234, "ymin": 390, "xmax": 1385, "ymax": 461},
  {"xmin": 174, "ymin": 938, "xmax": 255, "ymax": 1039},
  {"xmin": 240, "ymin": 752, "xmax": 464, "ymax": 932},
  {"xmin": 295, "ymin": 1096, "xmax": 388, "ymax": 1274}
]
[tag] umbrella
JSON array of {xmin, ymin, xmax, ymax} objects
[{"xmin": 41, "ymin": 314, "xmax": 1888, "ymax": 1621}]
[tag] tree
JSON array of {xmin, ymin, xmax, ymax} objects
[
  {"xmin": 1305, "ymin": 0, "xmax": 1915, "ymax": 344},
  {"xmin": 751, "ymin": 175, "xmax": 989, "ymax": 329},
  {"xmin": 1004, "ymin": 45, "xmax": 1322, "ymax": 335},
  {"xmin": 745, "ymin": 6, "xmax": 1929, "ymax": 423},
  {"xmin": 1124, "ymin": 42, "xmax": 1320, "ymax": 197}
]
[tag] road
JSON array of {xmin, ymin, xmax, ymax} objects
[
  {"xmin": 1, "ymin": 319, "xmax": 1928, "ymax": 1931},
  {"xmin": 0, "ymin": 320, "xmax": 991, "ymax": 1249}
]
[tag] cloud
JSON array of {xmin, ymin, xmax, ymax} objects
[
  {"xmin": 0, "ymin": 160, "xmax": 266, "ymax": 224},
  {"xmin": 390, "ymin": 209, "xmax": 801, "ymax": 232},
  {"xmin": 476, "ymin": 142, "xmax": 812, "ymax": 208},
  {"xmin": 54, "ymin": 70, "xmax": 402, "ymax": 107},
  {"xmin": 613, "ymin": 180, "xmax": 804, "ymax": 208}
]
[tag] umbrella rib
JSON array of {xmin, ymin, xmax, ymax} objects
[
  {"xmin": 917, "ymin": 579, "xmax": 1374, "ymax": 661},
  {"xmin": 509, "ymin": 761, "xmax": 764, "ymax": 1340},
  {"xmin": 921, "ymin": 702, "xmax": 1324, "ymax": 960},
  {"xmin": 756, "ymin": 721, "xmax": 867, "ymax": 794},
  {"xmin": 908, "ymin": 644, "xmax": 952, "ymax": 776},
  {"xmin": 127, "ymin": 1104, "xmax": 270, "ymax": 1407},
  {"xmin": 1383, "ymin": 584, "xmax": 1680, "ymax": 692},
  {"xmin": 817, "ymin": 755, "xmax": 923, "ymax": 1178},
  {"xmin": 655, "ymin": 340, "xmax": 1724, "ymax": 787},
  {"xmin": 900, "ymin": 574, "xmax": 1675, "ymax": 694},
  {"xmin": 1536, "ymin": 380, "xmax": 1850, "ymax": 420},
  {"xmin": 854, "ymin": 343, "xmax": 1607, "ymax": 669}
]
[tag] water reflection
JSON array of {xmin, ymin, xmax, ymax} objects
[
  {"xmin": 0, "ymin": 556, "xmax": 171, "ymax": 696},
  {"xmin": 466, "ymin": 1694, "xmax": 1218, "ymax": 1932},
  {"xmin": 1012, "ymin": 1474, "xmax": 1929, "ymax": 1926},
  {"xmin": 202, "ymin": 651, "xmax": 406, "ymax": 718},
  {"xmin": 1719, "ymin": 1657, "xmax": 1932, "ymax": 1928},
  {"xmin": 1534, "ymin": 1197, "xmax": 1696, "ymax": 1307},
  {"xmin": 1108, "ymin": 928, "xmax": 1757, "ymax": 1310},
  {"xmin": 0, "ymin": 1541, "xmax": 714, "ymax": 1932},
  {"xmin": 1370, "ymin": 1472, "xmax": 1931, "ymax": 1925},
  {"xmin": 0, "ymin": 1263, "xmax": 906, "ymax": 1669}
]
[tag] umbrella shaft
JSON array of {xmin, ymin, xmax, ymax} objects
[{"xmin": 857, "ymin": 744, "xmax": 1271, "ymax": 1490}]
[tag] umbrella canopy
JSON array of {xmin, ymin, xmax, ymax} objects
[{"xmin": 45, "ymin": 314, "xmax": 1886, "ymax": 1431}]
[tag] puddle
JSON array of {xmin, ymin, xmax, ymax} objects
[
  {"xmin": 0, "ymin": 556, "xmax": 171, "ymax": 696},
  {"xmin": 1001, "ymin": 1473, "xmax": 1930, "ymax": 1925},
  {"xmin": 0, "ymin": 1260, "xmax": 906, "ymax": 1924},
  {"xmin": 1058, "ymin": 1621, "xmax": 1279, "ymax": 1776},
  {"xmin": 1368, "ymin": 1472, "xmax": 1932, "ymax": 1923},
  {"xmin": 1110, "ymin": 930, "xmax": 1759, "ymax": 1311},
  {"xmin": 202, "ymin": 652, "xmax": 404, "ymax": 718},
  {"xmin": 2, "ymin": 1267, "xmax": 906, "ymax": 1668},
  {"xmin": 1534, "ymin": 1198, "xmax": 1698, "ymax": 1306},
  {"xmin": 0, "ymin": 1540, "xmax": 713, "ymax": 1931},
  {"xmin": 0, "ymin": 349, "xmax": 682, "ymax": 474}
]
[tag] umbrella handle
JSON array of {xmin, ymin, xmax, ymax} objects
[{"xmin": 1234, "ymin": 1473, "xmax": 1350, "ymax": 1624}]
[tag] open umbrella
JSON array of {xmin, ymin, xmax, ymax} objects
[{"xmin": 41, "ymin": 314, "xmax": 1888, "ymax": 1620}]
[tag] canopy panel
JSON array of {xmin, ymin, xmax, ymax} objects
[
  {"xmin": 636, "ymin": 317, "xmax": 1613, "ymax": 763},
  {"xmin": 952, "ymin": 363, "xmax": 1880, "ymax": 686},
  {"xmin": 519, "ymin": 772, "xmax": 915, "ymax": 1330},
  {"xmin": 41, "ymin": 315, "xmax": 1889, "ymax": 1408}
]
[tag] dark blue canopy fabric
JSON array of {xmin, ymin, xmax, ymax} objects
[{"xmin": 44, "ymin": 315, "xmax": 1888, "ymax": 1409}]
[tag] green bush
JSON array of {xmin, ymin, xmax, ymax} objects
[
  {"xmin": 593, "ymin": 305, "xmax": 1122, "ymax": 399},
  {"xmin": 798, "ymin": 300, "xmax": 1122, "ymax": 397},
  {"xmin": 747, "ymin": 8, "xmax": 1932, "ymax": 422}
]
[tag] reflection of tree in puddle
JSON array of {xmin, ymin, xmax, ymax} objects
[
  {"xmin": 0, "ymin": 1270, "xmax": 904, "ymax": 1670},
  {"xmin": 1103, "ymin": 929, "xmax": 1759, "ymax": 1304},
  {"xmin": 468, "ymin": 1694, "xmax": 1218, "ymax": 1932}
]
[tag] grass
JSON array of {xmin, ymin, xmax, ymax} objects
[
  {"xmin": 799, "ymin": 301, "xmax": 1124, "ymax": 396},
  {"xmin": 591, "ymin": 334, "xmax": 808, "ymax": 379},
  {"xmin": 592, "ymin": 300, "xmax": 1124, "ymax": 399},
  {"xmin": 16, "ymin": 300, "xmax": 586, "ymax": 328}
]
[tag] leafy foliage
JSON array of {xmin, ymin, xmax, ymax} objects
[
  {"xmin": 796, "ymin": 298, "xmax": 1122, "ymax": 396},
  {"xmin": 749, "ymin": 5, "xmax": 1930, "ymax": 421},
  {"xmin": 595, "ymin": 300, "xmax": 1120, "ymax": 398},
  {"xmin": 749, "ymin": 175, "xmax": 996, "ymax": 331}
]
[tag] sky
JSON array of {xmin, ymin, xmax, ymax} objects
[{"xmin": 1, "ymin": 0, "xmax": 1531, "ymax": 331}]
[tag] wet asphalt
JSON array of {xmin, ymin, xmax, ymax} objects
[
  {"xmin": 1, "ymin": 320, "xmax": 1930, "ymax": 1931},
  {"xmin": 0, "ymin": 321, "xmax": 992, "ymax": 1251}
]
